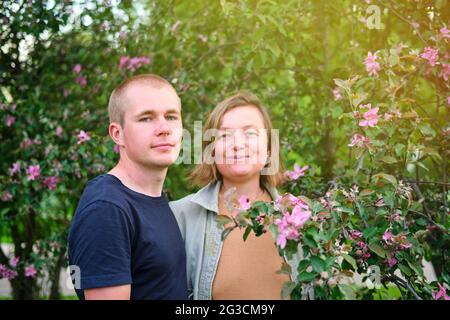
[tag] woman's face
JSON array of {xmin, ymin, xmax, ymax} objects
[{"xmin": 214, "ymin": 105, "xmax": 269, "ymax": 182}]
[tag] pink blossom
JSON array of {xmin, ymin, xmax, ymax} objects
[
  {"xmin": 63, "ymin": 89, "xmax": 71, "ymax": 97},
  {"xmin": 113, "ymin": 144, "xmax": 120, "ymax": 153},
  {"xmin": 1, "ymin": 191, "xmax": 12, "ymax": 202},
  {"xmin": 56, "ymin": 126, "xmax": 63, "ymax": 138},
  {"xmin": 119, "ymin": 31, "xmax": 127, "ymax": 40},
  {"xmin": 43, "ymin": 176, "xmax": 59, "ymax": 190},
  {"xmin": 5, "ymin": 115, "xmax": 15, "ymax": 127},
  {"xmin": 333, "ymin": 88, "xmax": 342, "ymax": 100},
  {"xmin": 364, "ymin": 51, "xmax": 381, "ymax": 76},
  {"xmin": 359, "ymin": 107, "xmax": 379, "ymax": 127},
  {"xmin": 440, "ymin": 27, "xmax": 450, "ymax": 39},
  {"xmin": 439, "ymin": 63, "xmax": 450, "ymax": 81},
  {"xmin": 288, "ymin": 204, "xmax": 312, "ymax": 228},
  {"xmin": 26, "ymin": 165, "xmax": 40, "ymax": 181},
  {"xmin": 348, "ymin": 133, "xmax": 370, "ymax": 148},
  {"xmin": 358, "ymin": 241, "xmax": 368, "ymax": 250},
  {"xmin": 374, "ymin": 197, "xmax": 386, "ymax": 207},
  {"xmin": 399, "ymin": 242, "xmax": 412, "ymax": 250},
  {"xmin": 25, "ymin": 265, "xmax": 37, "ymax": 278},
  {"xmin": 238, "ymin": 195, "xmax": 251, "ymax": 211},
  {"xmin": 72, "ymin": 64, "xmax": 82, "ymax": 74},
  {"xmin": 420, "ymin": 47, "xmax": 439, "ymax": 66},
  {"xmin": 10, "ymin": 256, "xmax": 19, "ymax": 267},
  {"xmin": 170, "ymin": 21, "xmax": 181, "ymax": 33},
  {"xmin": 20, "ymin": 138, "xmax": 34, "ymax": 149},
  {"xmin": 285, "ymin": 163, "xmax": 309, "ymax": 181},
  {"xmin": 383, "ymin": 230, "xmax": 392, "ymax": 243},
  {"xmin": 275, "ymin": 202, "xmax": 311, "ymax": 249},
  {"xmin": 77, "ymin": 130, "xmax": 91, "ymax": 144},
  {"xmin": 350, "ymin": 230, "xmax": 362, "ymax": 239},
  {"xmin": 9, "ymin": 161, "xmax": 21, "ymax": 176},
  {"xmin": 75, "ymin": 76, "xmax": 87, "ymax": 87},
  {"xmin": 392, "ymin": 211, "xmax": 402, "ymax": 222},
  {"xmin": 119, "ymin": 56, "xmax": 130, "ymax": 69},
  {"xmin": 386, "ymin": 257, "xmax": 397, "ymax": 267},
  {"xmin": 119, "ymin": 56, "xmax": 151, "ymax": 72},
  {"xmin": 0, "ymin": 264, "xmax": 17, "ymax": 280},
  {"xmin": 432, "ymin": 283, "xmax": 450, "ymax": 300}
]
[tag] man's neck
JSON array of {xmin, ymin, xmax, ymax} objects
[{"xmin": 108, "ymin": 158, "xmax": 168, "ymax": 197}]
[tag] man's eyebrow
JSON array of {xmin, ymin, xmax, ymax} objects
[{"xmin": 135, "ymin": 108, "xmax": 180, "ymax": 118}]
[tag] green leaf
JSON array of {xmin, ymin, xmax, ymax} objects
[
  {"xmin": 310, "ymin": 256, "xmax": 326, "ymax": 273},
  {"xmin": 242, "ymin": 226, "xmax": 252, "ymax": 241},
  {"xmin": 298, "ymin": 271, "xmax": 317, "ymax": 282},
  {"xmin": 221, "ymin": 227, "xmax": 234, "ymax": 241},
  {"xmin": 359, "ymin": 189, "xmax": 374, "ymax": 197},
  {"xmin": 334, "ymin": 78, "xmax": 350, "ymax": 93},
  {"xmin": 341, "ymin": 254, "xmax": 357, "ymax": 270},
  {"xmin": 281, "ymin": 281, "xmax": 297, "ymax": 300},
  {"xmin": 380, "ymin": 155, "xmax": 398, "ymax": 164},
  {"xmin": 369, "ymin": 243, "xmax": 388, "ymax": 258},
  {"xmin": 302, "ymin": 234, "xmax": 316, "ymax": 248},
  {"xmin": 363, "ymin": 227, "xmax": 377, "ymax": 239},
  {"xmin": 338, "ymin": 284, "xmax": 356, "ymax": 300},
  {"xmin": 277, "ymin": 261, "xmax": 293, "ymax": 276},
  {"xmin": 297, "ymin": 259, "xmax": 310, "ymax": 274},
  {"xmin": 418, "ymin": 123, "xmax": 436, "ymax": 137},
  {"xmin": 216, "ymin": 214, "xmax": 232, "ymax": 228},
  {"xmin": 398, "ymin": 263, "xmax": 412, "ymax": 277},
  {"xmin": 372, "ymin": 173, "xmax": 398, "ymax": 186}
]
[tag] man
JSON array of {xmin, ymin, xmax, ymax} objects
[{"xmin": 68, "ymin": 74, "xmax": 187, "ymax": 300}]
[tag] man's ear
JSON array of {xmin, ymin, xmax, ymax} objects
[{"xmin": 109, "ymin": 122, "xmax": 124, "ymax": 146}]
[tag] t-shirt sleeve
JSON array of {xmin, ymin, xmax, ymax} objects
[{"xmin": 68, "ymin": 200, "xmax": 134, "ymax": 290}]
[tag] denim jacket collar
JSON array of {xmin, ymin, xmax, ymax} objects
[{"xmin": 190, "ymin": 180, "xmax": 281, "ymax": 214}]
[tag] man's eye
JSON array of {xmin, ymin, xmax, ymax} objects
[
  {"xmin": 140, "ymin": 117, "xmax": 152, "ymax": 122},
  {"xmin": 166, "ymin": 115, "xmax": 178, "ymax": 120}
]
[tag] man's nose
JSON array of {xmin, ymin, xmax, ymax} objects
[{"xmin": 154, "ymin": 118, "xmax": 171, "ymax": 136}]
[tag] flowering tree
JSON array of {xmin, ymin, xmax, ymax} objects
[{"xmin": 220, "ymin": 13, "xmax": 449, "ymax": 299}]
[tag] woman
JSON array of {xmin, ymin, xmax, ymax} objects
[{"xmin": 170, "ymin": 92, "xmax": 299, "ymax": 300}]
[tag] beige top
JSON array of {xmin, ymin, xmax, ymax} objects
[{"xmin": 212, "ymin": 189, "xmax": 289, "ymax": 300}]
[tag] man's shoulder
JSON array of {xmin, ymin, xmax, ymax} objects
[{"xmin": 76, "ymin": 174, "xmax": 129, "ymax": 214}]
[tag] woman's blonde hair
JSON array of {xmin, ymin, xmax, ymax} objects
[{"xmin": 189, "ymin": 91, "xmax": 285, "ymax": 188}]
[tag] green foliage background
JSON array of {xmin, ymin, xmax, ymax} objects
[{"xmin": 0, "ymin": 0, "xmax": 448, "ymax": 299}]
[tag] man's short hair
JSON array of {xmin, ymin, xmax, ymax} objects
[{"xmin": 108, "ymin": 74, "xmax": 178, "ymax": 126}]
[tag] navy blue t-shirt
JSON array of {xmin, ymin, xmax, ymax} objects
[{"xmin": 68, "ymin": 174, "xmax": 188, "ymax": 300}]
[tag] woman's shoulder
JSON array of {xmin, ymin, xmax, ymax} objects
[{"xmin": 169, "ymin": 193, "xmax": 205, "ymax": 217}]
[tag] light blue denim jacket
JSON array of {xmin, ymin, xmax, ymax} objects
[{"xmin": 169, "ymin": 181, "xmax": 301, "ymax": 300}]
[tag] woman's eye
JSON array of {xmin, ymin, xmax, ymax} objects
[
  {"xmin": 245, "ymin": 130, "xmax": 258, "ymax": 136},
  {"xmin": 218, "ymin": 132, "xmax": 230, "ymax": 138}
]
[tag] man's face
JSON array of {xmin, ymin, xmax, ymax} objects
[{"xmin": 119, "ymin": 83, "xmax": 183, "ymax": 169}]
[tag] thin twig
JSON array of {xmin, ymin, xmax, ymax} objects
[
  {"xmin": 377, "ymin": 0, "xmax": 428, "ymax": 45},
  {"xmin": 404, "ymin": 180, "xmax": 450, "ymax": 186},
  {"xmin": 390, "ymin": 274, "xmax": 423, "ymax": 300}
]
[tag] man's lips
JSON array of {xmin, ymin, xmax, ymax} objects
[{"xmin": 151, "ymin": 143, "xmax": 175, "ymax": 149}]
